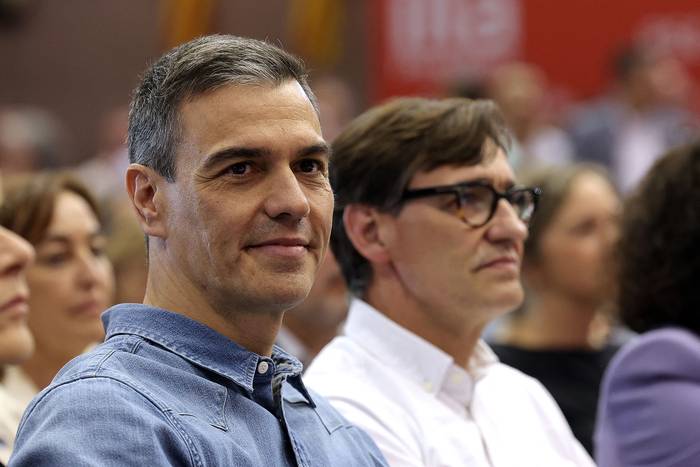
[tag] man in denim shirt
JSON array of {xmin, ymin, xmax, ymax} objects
[{"xmin": 10, "ymin": 35, "xmax": 386, "ymax": 467}]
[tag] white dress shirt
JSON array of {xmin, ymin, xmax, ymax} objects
[{"xmin": 305, "ymin": 299, "xmax": 594, "ymax": 467}]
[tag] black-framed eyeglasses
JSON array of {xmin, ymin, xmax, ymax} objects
[{"xmin": 398, "ymin": 181, "xmax": 541, "ymax": 228}]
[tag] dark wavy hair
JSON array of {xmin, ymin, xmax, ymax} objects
[
  {"xmin": 0, "ymin": 172, "xmax": 102, "ymax": 245},
  {"xmin": 619, "ymin": 142, "xmax": 700, "ymax": 333}
]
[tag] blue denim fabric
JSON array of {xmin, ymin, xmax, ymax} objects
[{"xmin": 9, "ymin": 304, "xmax": 387, "ymax": 467}]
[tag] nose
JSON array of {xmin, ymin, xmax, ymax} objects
[
  {"xmin": 263, "ymin": 168, "xmax": 311, "ymax": 222},
  {"xmin": 0, "ymin": 226, "xmax": 35, "ymax": 277},
  {"xmin": 485, "ymin": 198, "xmax": 528, "ymax": 244}
]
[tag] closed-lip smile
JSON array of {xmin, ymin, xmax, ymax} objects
[
  {"xmin": 475, "ymin": 255, "xmax": 519, "ymax": 271},
  {"xmin": 246, "ymin": 237, "xmax": 311, "ymax": 258},
  {"xmin": 250, "ymin": 237, "xmax": 309, "ymax": 248}
]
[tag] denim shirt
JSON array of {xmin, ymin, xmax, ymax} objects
[{"xmin": 9, "ymin": 304, "xmax": 387, "ymax": 467}]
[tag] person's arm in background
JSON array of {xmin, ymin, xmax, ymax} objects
[{"xmin": 596, "ymin": 328, "xmax": 700, "ymax": 467}]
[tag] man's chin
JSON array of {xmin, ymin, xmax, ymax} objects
[
  {"xmin": 487, "ymin": 284, "xmax": 524, "ymax": 315},
  {"xmin": 255, "ymin": 278, "xmax": 315, "ymax": 312},
  {"xmin": 279, "ymin": 290, "xmax": 315, "ymax": 312}
]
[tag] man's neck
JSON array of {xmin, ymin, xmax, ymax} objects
[
  {"xmin": 364, "ymin": 282, "xmax": 485, "ymax": 368},
  {"xmin": 143, "ymin": 264, "xmax": 283, "ymax": 357}
]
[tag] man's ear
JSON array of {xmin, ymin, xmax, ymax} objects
[
  {"xmin": 343, "ymin": 204, "xmax": 392, "ymax": 265},
  {"xmin": 125, "ymin": 164, "xmax": 168, "ymax": 239}
]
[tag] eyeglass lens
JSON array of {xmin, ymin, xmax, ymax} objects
[{"xmin": 457, "ymin": 186, "xmax": 536, "ymax": 226}]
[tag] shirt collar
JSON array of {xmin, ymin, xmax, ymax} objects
[
  {"xmin": 103, "ymin": 304, "xmax": 308, "ymax": 399},
  {"xmin": 343, "ymin": 299, "xmax": 498, "ymax": 403}
]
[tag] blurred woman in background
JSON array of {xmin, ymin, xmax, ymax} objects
[
  {"xmin": 0, "ymin": 173, "xmax": 114, "ymax": 422},
  {"xmin": 491, "ymin": 163, "xmax": 621, "ymax": 454},
  {"xmin": 0, "ymin": 172, "xmax": 35, "ymax": 466},
  {"xmin": 596, "ymin": 143, "xmax": 700, "ymax": 466}
]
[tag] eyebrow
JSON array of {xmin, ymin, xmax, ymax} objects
[
  {"xmin": 200, "ymin": 147, "xmax": 269, "ymax": 173},
  {"xmin": 298, "ymin": 142, "xmax": 331, "ymax": 159},
  {"xmin": 201, "ymin": 142, "xmax": 331, "ymax": 174}
]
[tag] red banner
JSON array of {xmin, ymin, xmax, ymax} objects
[{"xmin": 370, "ymin": 0, "xmax": 700, "ymax": 103}]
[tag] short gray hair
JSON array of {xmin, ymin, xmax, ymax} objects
[{"xmin": 127, "ymin": 35, "xmax": 318, "ymax": 181}]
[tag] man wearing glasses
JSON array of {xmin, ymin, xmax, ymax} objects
[{"xmin": 305, "ymin": 97, "xmax": 594, "ymax": 466}]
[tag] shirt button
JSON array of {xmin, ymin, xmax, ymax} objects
[{"xmin": 257, "ymin": 361, "xmax": 269, "ymax": 374}]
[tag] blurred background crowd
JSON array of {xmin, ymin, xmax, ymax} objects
[{"xmin": 1, "ymin": 0, "xmax": 700, "ymax": 462}]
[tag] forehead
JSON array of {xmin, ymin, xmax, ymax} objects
[
  {"xmin": 408, "ymin": 147, "xmax": 515, "ymax": 190},
  {"xmin": 47, "ymin": 191, "xmax": 99, "ymax": 233},
  {"xmin": 175, "ymin": 80, "xmax": 322, "ymax": 172},
  {"xmin": 557, "ymin": 173, "xmax": 620, "ymax": 216}
]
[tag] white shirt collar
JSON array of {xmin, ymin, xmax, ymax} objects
[{"xmin": 343, "ymin": 298, "xmax": 498, "ymax": 407}]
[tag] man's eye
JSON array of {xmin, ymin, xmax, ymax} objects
[
  {"xmin": 297, "ymin": 159, "xmax": 324, "ymax": 174},
  {"xmin": 459, "ymin": 190, "xmax": 483, "ymax": 204},
  {"xmin": 227, "ymin": 162, "xmax": 252, "ymax": 175},
  {"xmin": 441, "ymin": 195, "xmax": 461, "ymax": 211}
]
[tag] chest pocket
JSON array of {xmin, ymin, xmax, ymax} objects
[
  {"xmin": 171, "ymin": 377, "xmax": 229, "ymax": 431},
  {"xmin": 283, "ymin": 386, "xmax": 346, "ymax": 435}
]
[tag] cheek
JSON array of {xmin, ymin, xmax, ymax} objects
[
  {"xmin": 566, "ymin": 239, "xmax": 603, "ymax": 271},
  {"xmin": 178, "ymin": 199, "xmax": 236, "ymax": 266},
  {"xmin": 26, "ymin": 271, "xmax": 70, "ymax": 335},
  {"xmin": 543, "ymin": 234, "xmax": 595, "ymax": 272},
  {"xmin": 27, "ymin": 269, "xmax": 66, "ymax": 306},
  {"xmin": 392, "ymin": 221, "xmax": 466, "ymax": 275},
  {"xmin": 168, "ymin": 190, "xmax": 213, "ymax": 244},
  {"xmin": 314, "ymin": 186, "xmax": 334, "ymax": 219},
  {"xmin": 308, "ymin": 187, "xmax": 334, "ymax": 238},
  {"xmin": 388, "ymin": 225, "xmax": 428, "ymax": 263},
  {"xmin": 198, "ymin": 196, "xmax": 246, "ymax": 236},
  {"xmin": 540, "ymin": 239, "xmax": 606, "ymax": 293}
]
